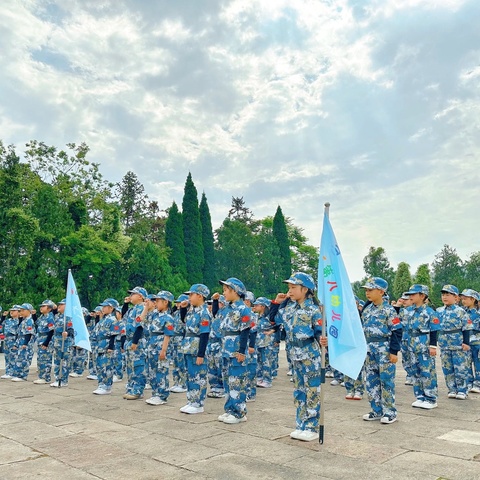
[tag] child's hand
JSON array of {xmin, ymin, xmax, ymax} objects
[
  {"xmin": 429, "ymin": 347, "xmax": 437, "ymax": 356},
  {"xmin": 319, "ymin": 336, "xmax": 328, "ymax": 347},
  {"xmin": 389, "ymin": 354, "xmax": 398, "ymax": 363},
  {"xmin": 274, "ymin": 293, "xmax": 287, "ymax": 303},
  {"xmin": 196, "ymin": 356, "xmax": 204, "ymax": 365},
  {"xmin": 461, "ymin": 343, "xmax": 470, "ymax": 351}
]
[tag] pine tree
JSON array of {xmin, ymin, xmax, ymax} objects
[
  {"xmin": 392, "ymin": 262, "xmax": 412, "ymax": 300},
  {"xmin": 181, "ymin": 173, "xmax": 204, "ymax": 284},
  {"xmin": 414, "ymin": 264, "xmax": 433, "ymax": 295},
  {"xmin": 272, "ymin": 206, "xmax": 291, "ymax": 280},
  {"xmin": 363, "ymin": 246, "xmax": 395, "ymax": 292},
  {"xmin": 117, "ymin": 171, "xmax": 148, "ymax": 234},
  {"xmin": 431, "ymin": 244, "xmax": 464, "ymax": 306},
  {"xmin": 165, "ymin": 202, "xmax": 187, "ymax": 279},
  {"xmin": 199, "ymin": 192, "xmax": 215, "ymax": 289}
]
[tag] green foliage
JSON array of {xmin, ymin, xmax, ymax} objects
[
  {"xmin": 199, "ymin": 193, "xmax": 215, "ymax": 289},
  {"xmin": 165, "ymin": 202, "xmax": 187, "ymax": 278},
  {"xmin": 273, "ymin": 206, "xmax": 291, "ymax": 280},
  {"xmin": 363, "ymin": 246, "xmax": 395, "ymax": 294},
  {"xmin": 464, "ymin": 252, "xmax": 480, "ymax": 293},
  {"xmin": 287, "ymin": 221, "xmax": 319, "ymax": 280},
  {"xmin": 414, "ymin": 264, "xmax": 433, "ymax": 296},
  {"xmin": 392, "ymin": 262, "xmax": 412, "ymax": 300},
  {"xmin": 431, "ymin": 244, "xmax": 464, "ymax": 306},
  {"xmin": 182, "ymin": 173, "xmax": 204, "ymax": 284}
]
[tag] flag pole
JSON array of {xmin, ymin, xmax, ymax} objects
[
  {"xmin": 58, "ymin": 269, "xmax": 70, "ymax": 387},
  {"xmin": 319, "ymin": 202, "xmax": 330, "ymax": 444}
]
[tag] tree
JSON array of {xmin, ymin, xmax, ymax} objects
[
  {"xmin": 199, "ymin": 193, "xmax": 216, "ymax": 289},
  {"xmin": 181, "ymin": 173, "xmax": 204, "ymax": 284},
  {"xmin": 286, "ymin": 221, "xmax": 319, "ymax": 280},
  {"xmin": 256, "ymin": 222, "xmax": 283, "ymax": 297},
  {"xmin": 392, "ymin": 262, "xmax": 412, "ymax": 300},
  {"xmin": 431, "ymin": 244, "xmax": 464, "ymax": 304},
  {"xmin": 273, "ymin": 206, "xmax": 291, "ymax": 280},
  {"xmin": 363, "ymin": 246, "xmax": 395, "ymax": 293},
  {"xmin": 414, "ymin": 264, "xmax": 433, "ymax": 295},
  {"xmin": 228, "ymin": 196, "xmax": 254, "ymax": 224},
  {"xmin": 165, "ymin": 202, "xmax": 187, "ymax": 279},
  {"xmin": 464, "ymin": 251, "xmax": 480, "ymax": 293},
  {"xmin": 117, "ymin": 171, "xmax": 148, "ymax": 235}
]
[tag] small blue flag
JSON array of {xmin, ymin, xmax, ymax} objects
[
  {"xmin": 65, "ymin": 270, "xmax": 91, "ymax": 351},
  {"xmin": 318, "ymin": 211, "xmax": 366, "ymax": 379}
]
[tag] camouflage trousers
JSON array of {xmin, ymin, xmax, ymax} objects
[
  {"xmin": 401, "ymin": 338, "xmax": 415, "ymax": 379},
  {"xmin": 246, "ymin": 350, "xmax": 257, "ymax": 399},
  {"xmin": 146, "ymin": 346, "xmax": 170, "ymax": 400},
  {"xmin": 471, "ymin": 344, "xmax": 480, "ymax": 389},
  {"xmin": 124, "ymin": 339, "xmax": 147, "ymax": 395},
  {"xmin": 365, "ymin": 344, "xmax": 397, "ymax": 416},
  {"xmin": 344, "ymin": 366, "xmax": 365, "ymax": 395},
  {"xmin": 222, "ymin": 356, "xmax": 248, "ymax": 418},
  {"xmin": 12, "ymin": 344, "xmax": 34, "ymax": 379},
  {"xmin": 270, "ymin": 343, "xmax": 280, "ymax": 377},
  {"xmin": 408, "ymin": 341, "xmax": 437, "ymax": 403},
  {"xmin": 170, "ymin": 336, "xmax": 186, "ymax": 388},
  {"xmin": 53, "ymin": 338, "xmax": 74, "ymax": 383},
  {"xmin": 257, "ymin": 346, "xmax": 272, "ymax": 384},
  {"xmin": 440, "ymin": 348, "xmax": 469, "ymax": 395},
  {"xmin": 96, "ymin": 351, "xmax": 115, "ymax": 388},
  {"xmin": 36, "ymin": 336, "xmax": 53, "ymax": 381},
  {"xmin": 71, "ymin": 346, "xmax": 87, "ymax": 375},
  {"xmin": 207, "ymin": 342, "xmax": 224, "ymax": 393},
  {"xmin": 114, "ymin": 341, "xmax": 124, "ymax": 379},
  {"xmin": 185, "ymin": 354, "xmax": 207, "ymax": 407},
  {"xmin": 291, "ymin": 355, "xmax": 321, "ymax": 432},
  {"xmin": 4, "ymin": 336, "xmax": 18, "ymax": 376},
  {"xmin": 88, "ymin": 342, "xmax": 97, "ymax": 374}
]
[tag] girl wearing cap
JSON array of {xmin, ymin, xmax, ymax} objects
[
  {"xmin": 11, "ymin": 304, "xmax": 36, "ymax": 382},
  {"xmin": 459, "ymin": 289, "xmax": 480, "ymax": 394},
  {"xmin": 207, "ymin": 293, "xmax": 226, "ymax": 399},
  {"xmin": 273, "ymin": 272, "xmax": 326, "ymax": 441},
  {"xmin": 402, "ymin": 285, "xmax": 440, "ymax": 409},
  {"xmin": 169, "ymin": 294, "xmax": 188, "ymax": 394},
  {"xmin": 34, "ymin": 300, "xmax": 56, "ymax": 384},
  {"xmin": 143, "ymin": 291, "xmax": 175, "ymax": 405},
  {"xmin": 437, "ymin": 285, "xmax": 472, "ymax": 400},
  {"xmin": 244, "ymin": 291, "xmax": 258, "ymax": 403},
  {"xmin": 0, "ymin": 306, "xmax": 21, "ymax": 379},
  {"xmin": 252, "ymin": 297, "xmax": 274, "ymax": 388},
  {"xmin": 216, "ymin": 277, "xmax": 252, "ymax": 424},
  {"xmin": 180, "ymin": 284, "xmax": 211, "ymax": 414}
]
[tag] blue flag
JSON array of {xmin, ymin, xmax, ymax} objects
[
  {"xmin": 318, "ymin": 211, "xmax": 366, "ymax": 379},
  {"xmin": 65, "ymin": 270, "xmax": 91, "ymax": 352}
]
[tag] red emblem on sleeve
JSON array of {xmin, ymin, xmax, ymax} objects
[
  {"xmin": 317, "ymin": 319, "xmax": 323, "ymax": 326},
  {"xmin": 241, "ymin": 315, "xmax": 250, "ymax": 323},
  {"xmin": 114, "ymin": 326, "xmax": 120, "ymax": 331},
  {"xmin": 467, "ymin": 319, "xmax": 473, "ymax": 324},
  {"xmin": 48, "ymin": 323, "xmax": 54, "ymax": 328},
  {"xmin": 67, "ymin": 322, "xmax": 73, "ymax": 328},
  {"xmin": 166, "ymin": 325, "xmax": 174, "ymax": 331},
  {"xmin": 250, "ymin": 322, "xmax": 256, "ymax": 328},
  {"xmin": 392, "ymin": 317, "xmax": 400, "ymax": 325},
  {"xmin": 121, "ymin": 329, "xmax": 126, "ymax": 335},
  {"xmin": 432, "ymin": 318, "xmax": 439, "ymax": 324},
  {"xmin": 27, "ymin": 326, "xmax": 33, "ymax": 331},
  {"xmin": 201, "ymin": 320, "xmax": 209, "ymax": 327},
  {"xmin": 135, "ymin": 317, "xmax": 142, "ymax": 323}
]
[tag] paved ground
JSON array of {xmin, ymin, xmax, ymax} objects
[{"xmin": 1, "ymin": 350, "xmax": 480, "ymax": 480}]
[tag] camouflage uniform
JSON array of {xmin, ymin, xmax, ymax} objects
[
  {"xmin": 255, "ymin": 307, "xmax": 274, "ymax": 386},
  {"xmin": 124, "ymin": 300, "xmax": 146, "ymax": 396},
  {"xmin": 207, "ymin": 301, "xmax": 225, "ymax": 397},
  {"xmin": 94, "ymin": 308, "xmax": 119, "ymax": 392},
  {"xmin": 11, "ymin": 309, "xmax": 36, "ymax": 380},
  {"xmin": 2, "ymin": 309, "xmax": 20, "ymax": 377},
  {"xmin": 170, "ymin": 296, "xmax": 187, "ymax": 392},
  {"xmin": 35, "ymin": 304, "xmax": 55, "ymax": 382},
  {"xmin": 51, "ymin": 305, "xmax": 75, "ymax": 385},
  {"xmin": 246, "ymin": 311, "xmax": 258, "ymax": 401}
]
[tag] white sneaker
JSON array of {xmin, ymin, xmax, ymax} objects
[
  {"xmin": 330, "ymin": 379, "xmax": 340, "ymax": 386},
  {"xmin": 50, "ymin": 381, "xmax": 68, "ymax": 388},
  {"xmin": 287, "ymin": 370, "xmax": 293, "ymax": 376},
  {"xmin": 325, "ymin": 371, "xmax": 334, "ymax": 378},
  {"xmin": 218, "ymin": 413, "xmax": 229, "ymax": 422},
  {"xmin": 33, "ymin": 379, "xmax": 47, "ymax": 384},
  {"xmin": 144, "ymin": 383, "xmax": 152, "ymax": 390},
  {"xmin": 246, "ymin": 396, "xmax": 256, "ymax": 403},
  {"xmin": 112, "ymin": 376, "xmax": 122, "ymax": 383},
  {"xmin": 180, "ymin": 404, "xmax": 192, "ymax": 413},
  {"xmin": 146, "ymin": 396, "xmax": 167, "ymax": 405},
  {"xmin": 11, "ymin": 377, "xmax": 26, "ymax": 382},
  {"xmin": 297, "ymin": 430, "xmax": 319, "ymax": 442},
  {"xmin": 86, "ymin": 374, "xmax": 98, "ymax": 380},
  {"xmin": 420, "ymin": 402, "xmax": 437, "ymax": 409},
  {"xmin": 170, "ymin": 385, "xmax": 187, "ymax": 393},
  {"xmin": 411, "ymin": 399, "xmax": 425, "ymax": 408},
  {"xmin": 405, "ymin": 377, "xmax": 413, "ymax": 386},
  {"xmin": 469, "ymin": 387, "xmax": 480, "ymax": 394},
  {"xmin": 182, "ymin": 405, "xmax": 204, "ymax": 414},
  {"xmin": 93, "ymin": 388, "xmax": 111, "ymax": 395},
  {"xmin": 456, "ymin": 392, "xmax": 467, "ymax": 400},
  {"xmin": 447, "ymin": 392, "xmax": 457, "ymax": 398},
  {"xmin": 69, "ymin": 372, "xmax": 82, "ymax": 378},
  {"xmin": 223, "ymin": 414, "xmax": 246, "ymax": 424},
  {"xmin": 1, "ymin": 374, "xmax": 12, "ymax": 379},
  {"xmin": 289, "ymin": 429, "xmax": 303, "ymax": 439}
]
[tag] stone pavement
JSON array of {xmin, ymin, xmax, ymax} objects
[{"xmin": 1, "ymin": 351, "xmax": 479, "ymax": 480}]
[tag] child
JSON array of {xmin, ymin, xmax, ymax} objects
[
  {"xmin": 33, "ymin": 300, "xmax": 56, "ymax": 384},
  {"xmin": 252, "ymin": 297, "xmax": 273, "ymax": 388},
  {"xmin": 207, "ymin": 294, "xmax": 226, "ymax": 398},
  {"xmin": 437, "ymin": 285, "xmax": 472, "ymax": 399},
  {"xmin": 460, "ymin": 289, "xmax": 480, "ymax": 393},
  {"xmin": 402, "ymin": 285, "xmax": 440, "ymax": 409},
  {"xmin": 180, "ymin": 283, "xmax": 211, "ymax": 414},
  {"xmin": 92, "ymin": 298, "xmax": 120, "ymax": 395},
  {"xmin": 217, "ymin": 277, "xmax": 251, "ymax": 424},
  {"xmin": 86, "ymin": 307, "xmax": 101, "ymax": 381},
  {"xmin": 144, "ymin": 291, "xmax": 175, "ymax": 405},
  {"xmin": 1, "ymin": 306, "xmax": 21, "ymax": 379},
  {"xmin": 11, "ymin": 303, "xmax": 36, "ymax": 382},
  {"xmin": 361, "ymin": 277, "xmax": 402, "ymax": 424},
  {"xmin": 273, "ymin": 272, "xmax": 326, "ymax": 441},
  {"xmin": 113, "ymin": 306, "xmax": 126, "ymax": 383},
  {"xmin": 169, "ymin": 294, "xmax": 188, "ymax": 394},
  {"xmin": 244, "ymin": 291, "xmax": 258, "ymax": 402}
]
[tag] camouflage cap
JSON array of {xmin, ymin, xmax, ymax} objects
[
  {"xmin": 219, "ymin": 278, "xmax": 247, "ymax": 297},
  {"xmin": 128, "ymin": 286, "xmax": 148, "ymax": 298},
  {"xmin": 175, "ymin": 294, "xmax": 189, "ymax": 303},
  {"xmin": 99, "ymin": 298, "xmax": 120, "ymax": 308},
  {"xmin": 460, "ymin": 288, "xmax": 479, "ymax": 300},
  {"xmin": 283, "ymin": 272, "xmax": 316, "ymax": 291},
  {"xmin": 19, "ymin": 303, "xmax": 34, "ymax": 311},
  {"xmin": 253, "ymin": 296, "xmax": 271, "ymax": 308},
  {"xmin": 362, "ymin": 277, "xmax": 388, "ymax": 291},
  {"xmin": 245, "ymin": 291, "xmax": 256, "ymax": 303},
  {"xmin": 405, "ymin": 284, "xmax": 429, "ymax": 296},
  {"xmin": 185, "ymin": 284, "xmax": 210, "ymax": 298},
  {"xmin": 153, "ymin": 290, "xmax": 175, "ymax": 302},
  {"xmin": 441, "ymin": 284, "xmax": 459, "ymax": 295}
]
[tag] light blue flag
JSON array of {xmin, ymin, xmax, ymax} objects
[
  {"xmin": 318, "ymin": 210, "xmax": 366, "ymax": 379},
  {"xmin": 65, "ymin": 270, "xmax": 91, "ymax": 351}
]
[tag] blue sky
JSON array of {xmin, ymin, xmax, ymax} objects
[{"xmin": 1, "ymin": 0, "xmax": 479, "ymax": 281}]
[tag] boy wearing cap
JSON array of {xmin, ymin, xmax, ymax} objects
[
  {"xmin": 244, "ymin": 291, "xmax": 258, "ymax": 402},
  {"xmin": 169, "ymin": 294, "xmax": 188, "ymax": 393},
  {"xmin": 11, "ymin": 303, "xmax": 36, "ymax": 382},
  {"xmin": 92, "ymin": 299, "xmax": 120, "ymax": 395},
  {"xmin": 361, "ymin": 277, "xmax": 402, "ymax": 424},
  {"xmin": 33, "ymin": 300, "xmax": 56, "ymax": 384},
  {"xmin": 252, "ymin": 297, "xmax": 274, "ymax": 388},
  {"xmin": 437, "ymin": 285, "xmax": 472, "ymax": 399},
  {"xmin": 179, "ymin": 284, "xmax": 211, "ymax": 414},
  {"xmin": 86, "ymin": 307, "xmax": 101, "ymax": 380},
  {"xmin": 460, "ymin": 289, "xmax": 480, "ymax": 393},
  {"xmin": 123, "ymin": 287, "xmax": 147, "ymax": 400},
  {"xmin": 402, "ymin": 285, "xmax": 440, "ymax": 409},
  {"xmin": 47, "ymin": 299, "xmax": 74, "ymax": 387},
  {"xmin": 142, "ymin": 291, "xmax": 175, "ymax": 405},
  {"xmin": 207, "ymin": 293, "xmax": 226, "ymax": 398},
  {"xmin": 1, "ymin": 306, "xmax": 21, "ymax": 379}
]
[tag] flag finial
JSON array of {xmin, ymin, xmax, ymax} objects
[{"xmin": 324, "ymin": 202, "xmax": 330, "ymax": 217}]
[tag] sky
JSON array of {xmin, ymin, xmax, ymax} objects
[{"xmin": 1, "ymin": 0, "xmax": 479, "ymax": 282}]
